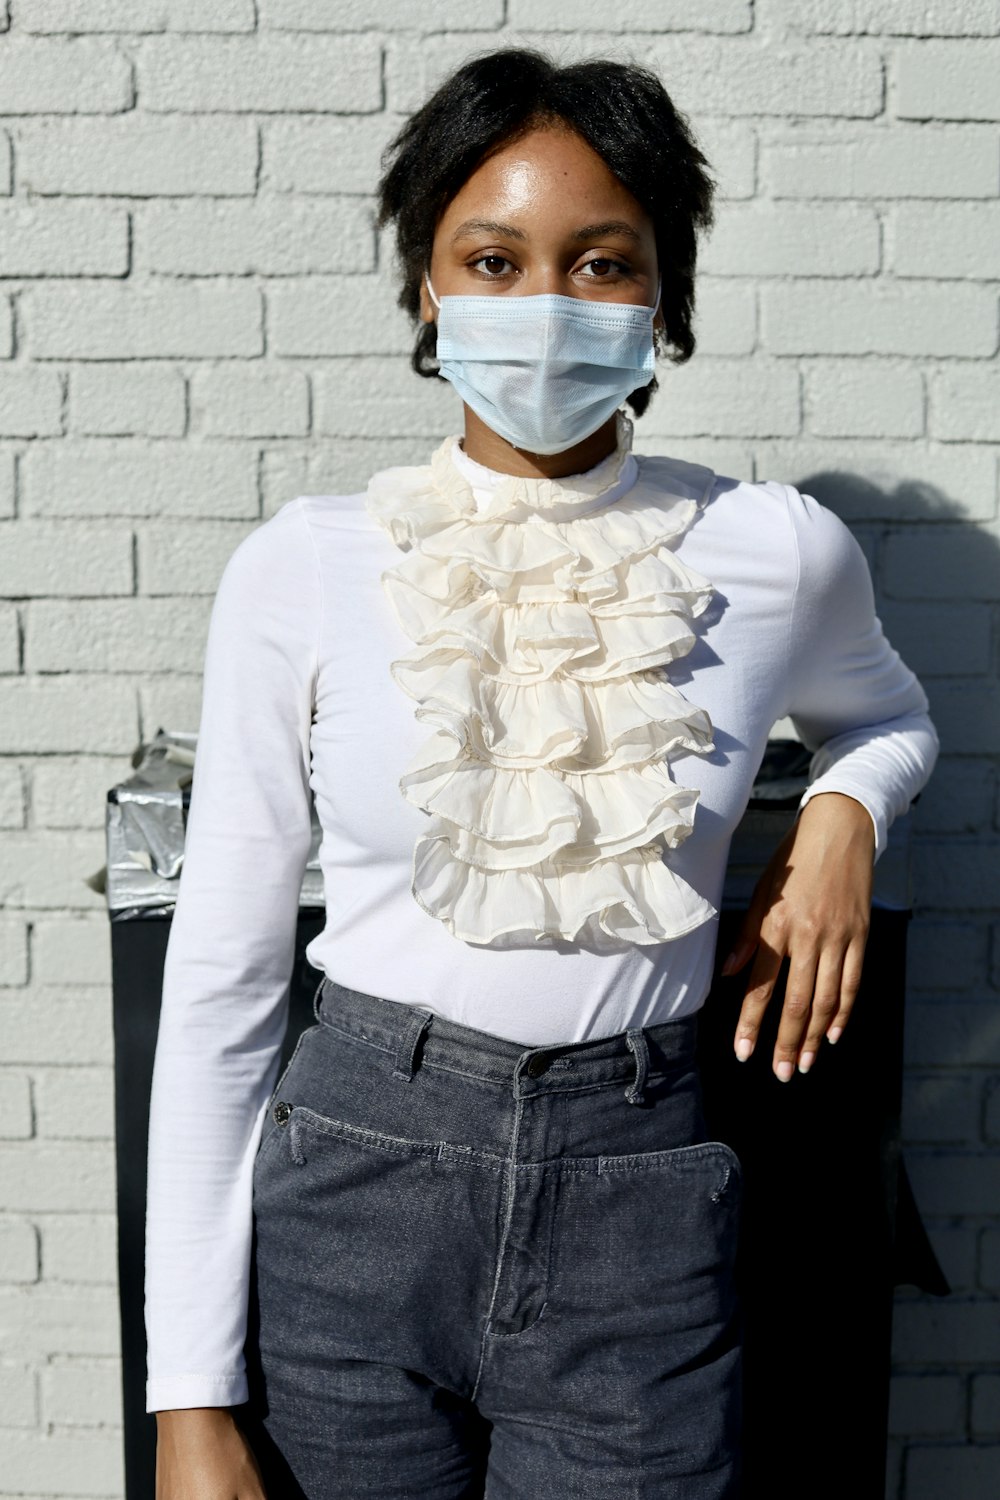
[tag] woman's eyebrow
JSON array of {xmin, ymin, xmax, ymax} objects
[
  {"xmin": 450, "ymin": 218, "xmax": 527, "ymax": 243},
  {"xmin": 571, "ymin": 220, "xmax": 641, "ymax": 243}
]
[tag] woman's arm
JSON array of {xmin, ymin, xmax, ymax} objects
[
  {"xmin": 724, "ymin": 485, "xmax": 939, "ymax": 1078},
  {"xmin": 144, "ymin": 499, "xmax": 321, "ymax": 1413}
]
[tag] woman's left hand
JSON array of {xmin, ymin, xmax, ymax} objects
[{"xmin": 720, "ymin": 791, "xmax": 876, "ymax": 1081}]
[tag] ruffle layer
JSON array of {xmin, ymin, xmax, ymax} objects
[{"xmin": 365, "ymin": 411, "xmax": 720, "ymax": 948}]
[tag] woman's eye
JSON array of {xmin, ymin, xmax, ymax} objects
[
  {"xmin": 471, "ymin": 254, "xmax": 514, "ymax": 276},
  {"xmin": 579, "ymin": 257, "xmax": 631, "ymax": 278}
]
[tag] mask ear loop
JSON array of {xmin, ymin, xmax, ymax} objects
[{"xmin": 424, "ymin": 271, "xmax": 441, "ymax": 313}]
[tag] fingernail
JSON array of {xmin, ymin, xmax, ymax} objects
[
  {"xmin": 736, "ymin": 1037, "xmax": 753, "ymax": 1062},
  {"xmin": 776, "ymin": 1060, "xmax": 795, "ymax": 1083},
  {"xmin": 827, "ymin": 1027, "xmax": 843, "ymax": 1045},
  {"xmin": 798, "ymin": 1051, "xmax": 815, "ymax": 1074}
]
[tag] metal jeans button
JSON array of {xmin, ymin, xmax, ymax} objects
[
  {"xmin": 273, "ymin": 1100, "xmax": 292, "ymax": 1124},
  {"xmin": 525, "ymin": 1053, "xmax": 551, "ymax": 1078}
]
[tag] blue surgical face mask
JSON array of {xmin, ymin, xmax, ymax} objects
[{"xmin": 424, "ymin": 272, "xmax": 662, "ymax": 456}]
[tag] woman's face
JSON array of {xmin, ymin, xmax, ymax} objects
[{"xmin": 420, "ymin": 122, "xmax": 662, "ymax": 327}]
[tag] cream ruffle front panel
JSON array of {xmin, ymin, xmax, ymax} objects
[{"xmin": 365, "ymin": 413, "xmax": 719, "ymax": 951}]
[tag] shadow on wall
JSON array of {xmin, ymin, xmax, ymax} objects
[{"xmin": 792, "ymin": 464, "xmax": 1000, "ymax": 1315}]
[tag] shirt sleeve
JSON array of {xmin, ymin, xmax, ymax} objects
[
  {"xmin": 144, "ymin": 498, "xmax": 321, "ymax": 1413},
  {"xmin": 780, "ymin": 484, "xmax": 939, "ymax": 862}
]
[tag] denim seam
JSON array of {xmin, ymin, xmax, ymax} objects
[{"xmin": 470, "ymin": 1087, "xmax": 523, "ymax": 1403}]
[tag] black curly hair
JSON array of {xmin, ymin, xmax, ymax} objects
[{"xmin": 375, "ymin": 47, "xmax": 717, "ymax": 419}]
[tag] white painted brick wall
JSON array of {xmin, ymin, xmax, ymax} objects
[{"xmin": 0, "ymin": 3, "xmax": 997, "ymax": 1496}]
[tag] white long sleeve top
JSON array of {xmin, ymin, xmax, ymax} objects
[{"xmin": 144, "ymin": 428, "xmax": 938, "ymax": 1413}]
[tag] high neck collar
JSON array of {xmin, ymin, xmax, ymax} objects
[{"xmin": 443, "ymin": 410, "xmax": 640, "ymax": 521}]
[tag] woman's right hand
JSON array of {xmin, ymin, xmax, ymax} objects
[{"xmin": 155, "ymin": 1407, "xmax": 268, "ymax": 1499}]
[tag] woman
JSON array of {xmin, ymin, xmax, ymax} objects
[{"xmin": 147, "ymin": 48, "xmax": 939, "ymax": 1500}]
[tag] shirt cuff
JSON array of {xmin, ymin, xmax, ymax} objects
[{"xmin": 146, "ymin": 1370, "xmax": 249, "ymax": 1414}]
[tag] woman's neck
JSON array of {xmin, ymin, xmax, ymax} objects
[{"xmin": 459, "ymin": 406, "xmax": 620, "ymax": 479}]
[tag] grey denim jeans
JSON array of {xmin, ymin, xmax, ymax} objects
[{"xmin": 237, "ymin": 976, "xmax": 744, "ymax": 1499}]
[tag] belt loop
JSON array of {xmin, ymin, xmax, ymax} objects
[
  {"xmin": 624, "ymin": 1027, "xmax": 650, "ymax": 1106},
  {"xmin": 392, "ymin": 1007, "xmax": 434, "ymax": 1083}
]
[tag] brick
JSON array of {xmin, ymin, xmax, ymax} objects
[
  {"xmin": 0, "ymin": 1219, "xmax": 38, "ymax": 1284},
  {"xmin": 914, "ymin": 833, "xmax": 1000, "ymax": 904},
  {"xmin": 776, "ymin": 0, "xmax": 1000, "ymax": 35},
  {"xmin": 0, "ymin": 39, "xmax": 131, "ymax": 113},
  {"xmin": 692, "ymin": 281, "xmax": 756, "ymax": 355},
  {"xmin": 25, "ymin": 596, "xmax": 212, "ymax": 672},
  {"xmin": 0, "ymin": 1073, "xmax": 32, "ymax": 1139},
  {"xmin": 907, "ymin": 1151, "xmax": 1000, "ymax": 1216},
  {"xmin": 138, "ymin": 675, "xmax": 204, "ymax": 739},
  {"xmin": 23, "ymin": 439, "xmax": 259, "ymax": 518},
  {"xmin": 805, "ymin": 360, "xmax": 924, "ymax": 438},
  {"xmin": 265, "ymin": 113, "xmax": 404, "ymax": 195},
  {"xmin": 139, "ymin": 196, "xmax": 374, "ymax": 275},
  {"xmin": 0, "ymin": 299, "xmax": 14, "ymax": 368},
  {"xmin": 888, "ymin": 1374, "xmax": 964, "ymax": 1438},
  {"xmin": 980, "ymin": 1228, "xmax": 1000, "ymax": 1290},
  {"xmin": 0, "ymin": 678, "xmax": 137, "ymax": 754},
  {"xmin": 33, "ymin": 1067, "xmax": 114, "ymax": 1141},
  {"xmin": 0, "ymin": 1141, "xmax": 114, "ymax": 1212},
  {"xmin": 0, "ymin": 914, "xmax": 29, "ymax": 984},
  {"xmin": 636, "ymin": 436, "xmax": 756, "ymax": 483},
  {"xmin": 387, "ymin": 35, "xmax": 885, "ymax": 119},
  {"xmin": 265, "ymin": 0, "xmax": 506, "ymax": 26},
  {"xmin": 139, "ymin": 34, "xmax": 382, "ymax": 113},
  {"xmin": 884, "ymin": 523, "xmax": 1000, "ymax": 600},
  {"xmin": 0, "ymin": 520, "xmax": 132, "ymax": 597},
  {"xmin": 0, "ymin": 1283, "xmax": 120, "ymax": 1357},
  {"xmin": 0, "ymin": 762, "xmax": 26, "ymax": 829},
  {"xmin": 17, "ymin": 115, "xmax": 258, "ymax": 196},
  {"xmin": 700, "ymin": 203, "xmax": 880, "ymax": 276},
  {"xmin": 38, "ymin": 1213, "xmax": 117, "ymax": 1285},
  {"xmin": 505, "ymin": 0, "xmax": 749, "ymax": 31},
  {"xmin": 32, "ymin": 915, "xmax": 112, "ymax": 984},
  {"xmin": 32, "ymin": 757, "xmax": 132, "ymax": 832},
  {"xmin": 640, "ymin": 359, "xmax": 801, "ymax": 439},
  {"xmin": 905, "ymin": 1004, "xmax": 1000, "ymax": 1070},
  {"xmin": 270, "ymin": 275, "xmax": 414, "ymax": 356},
  {"xmin": 906, "ymin": 919, "xmax": 989, "ymax": 989},
  {"xmin": 0, "ymin": 600, "xmax": 18, "ymax": 670},
  {"xmin": 922, "ymin": 1223, "xmax": 976, "ymax": 1294},
  {"xmin": 893, "ymin": 203, "xmax": 1000, "ymax": 279},
  {"xmin": 0, "ymin": 365, "xmax": 63, "ymax": 437},
  {"xmin": 761, "ymin": 280, "xmax": 998, "ymax": 356},
  {"xmin": 0, "ymin": 1428, "xmax": 123, "ymax": 1495},
  {"xmin": 878, "ymin": 601, "xmax": 991, "ymax": 675},
  {"xmin": 0, "ymin": 989, "xmax": 113, "ymax": 1067},
  {"xmin": 0, "ymin": 200, "xmax": 127, "ymax": 277},
  {"xmin": 0, "ymin": 1361, "xmax": 37, "ymax": 1426},
  {"xmin": 896, "ymin": 41, "xmax": 1000, "ymax": 120},
  {"xmin": 191, "ymin": 363, "xmax": 309, "ymax": 438},
  {"xmin": 41, "ymin": 1358, "xmax": 122, "ymax": 1428},
  {"xmin": 765, "ymin": 124, "xmax": 1000, "ymax": 199},
  {"xmin": 893, "ymin": 1299, "xmax": 1000, "ymax": 1363},
  {"xmin": 20, "ymin": 0, "xmax": 255, "ymax": 31},
  {"xmin": 984, "ymin": 1078, "xmax": 1000, "ymax": 1144},
  {"xmin": 902, "ymin": 1073, "xmax": 980, "ymax": 1145},
  {"xmin": 972, "ymin": 1374, "xmax": 1000, "ymax": 1437},
  {"xmin": 906, "ymin": 1444, "xmax": 1000, "ymax": 1499},
  {"xmin": 70, "ymin": 361, "xmax": 186, "ymax": 438},
  {"xmin": 0, "ymin": 831, "xmax": 108, "ymax": 909},
  {"xmin": 930, "ymin": 367, "xmax": 1000, "ymax": 442},
  {"xmin": 136, "ymin": 520, "xmax": 254, "ymax": 595},
  {"xmin": 754, "ymin": 440, "xmax": 998, "ymax": 521},
  {"xmin": 24, "ymin": 281, "xmax": 262, "ymax": 360},
  {"xmin": 313, "ymin": 356, "xmax": 490, "ymax": 440}
]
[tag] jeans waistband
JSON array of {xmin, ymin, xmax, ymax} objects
[{"xmin": 313, "ymin": 976, "xmax": 700, "ymax": 1105}]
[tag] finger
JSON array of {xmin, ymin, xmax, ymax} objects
[
  {"xmin": 733, "ymin": 938, "xmax": 783, "ymax": 1063},
  {"xmin": 826, "ymin": 932, "xmax": 866, "ymax": 1044},
  {"xmin": 772, "ymin": 944, "xmax": 820, "ymax": 1082},
  {"xmin": 797, "ymin": 945, "xmax": 845, "ymax": 1074}
]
